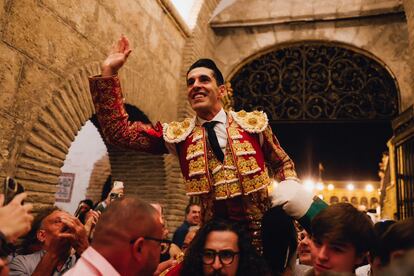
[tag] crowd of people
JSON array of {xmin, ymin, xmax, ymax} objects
[{"xmin": 1, "ymin": 188, "xmax": 414, "ymax": 276}]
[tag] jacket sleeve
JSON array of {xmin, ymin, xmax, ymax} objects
[
  {"xmin": 261, "ymin": 126, "xmax": 298, "ymax": 182},
  {"xmin": 89, "ymin": 75, "xmax": 168, "ymax": 154}
]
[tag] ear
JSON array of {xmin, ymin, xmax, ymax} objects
[
  {"xmin": 218, "ymin": 84, "xmax": 227, "ymax": 99},
  {"xmin": 37, "ymin": 230, "xmax": 46, "ymax": 243},
  {"xmin": 131, "ymin": 237, "xmax": 145, "ymax": 262},
  {"xmin": 390, "ymin": 250, "xmax": 406, "ymax": 262}
]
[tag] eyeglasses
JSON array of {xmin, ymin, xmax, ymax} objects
[
  {"xmin": 130, "ymin": 236, "xmax": 172, "ymax": 252},
  {"xmin": 201, "ymin": 249, "xmax": 239, "ymax": 265}
]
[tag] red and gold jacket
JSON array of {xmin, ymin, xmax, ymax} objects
[{"xmin": 89, "ymin": 75, "xmax": 298, "ymax": 200}]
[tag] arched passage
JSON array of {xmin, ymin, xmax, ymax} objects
[{"xmin": 229, "ymin": 42, "xmax": 399, "ymax": 180}]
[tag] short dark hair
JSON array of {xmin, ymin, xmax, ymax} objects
[
  {"xmin": 180, "ymin": 219, "xmax": 270, "ymax": 276},
  {"xmin": 185, "ymin": 203, "xmax": 200, "ymax": 215},
  {"xmin": 187, "ymin": 59, "xmax": 224, "ymax": 85},
  {"xmin": 20, "ymin": 206, "xmax": 60, "ymax": 254},
  {"xmin": 311, "ymin": 203, "xmax": 374, "ymax": 255},
  {"xmin": 80, "ymin": 199, "xmax": 94, "ymax": 209},
  {"xmin": 262, "ymin": 206, "xmax": 297, "ymax": 275},
  {"xmin": 378, "ymin": 218, "xmax": 414, "ymax": 265}
]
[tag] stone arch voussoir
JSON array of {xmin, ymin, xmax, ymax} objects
[{"xmin": 15, "ymin": 62, "xmax": 101, "ymax": 209}]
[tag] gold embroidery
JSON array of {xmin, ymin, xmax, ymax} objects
[
  {"xmin": 228, "ymin": 127, "xmax": 242, "ymax": 139},
  {"xmin": 163, "ymin": 118, "xmax": 195, "ymax": 143},
  {"xmin": 189, "ymin": 156, "xmax": 206, "ymax": 177},
  {"xmin": 241, "ymin": 171, "xmax": 271, "ymax": 194},
  {"xmin": 232, "ymin": 140, "xmax": 256, "ymax": 156},
  {"xmin": 208, "ymin": 157, "xmax": 222, "ymax": 174},
  {"xmin": 212, "ymin": 169, "xmax": 238, "ymax": 186},
  {"xmin": 186, "ymin": 140, "xmax": 204, "ymax": 160},
  {"xmin": 230, "ymin": 110, "xmax": 268, "ymax": 133},
  {"xmin": 237, "ymin": 156, "xmax": 261, "ymax": 176},
  {"xmin": 192, "ymin": 127, "xmax": 203, "ymax": 142},
  {"xmin": 185, "ymin": 176, "xmax": 209, "ymax": 195}
]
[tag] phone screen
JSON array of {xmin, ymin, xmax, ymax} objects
[{"xmin": 3, "ymin": 177, "xmax": 25, "ymax": 205}]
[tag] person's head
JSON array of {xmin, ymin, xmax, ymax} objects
[
  {"xmin": 79, "ymin": 199, "xmax": 93, "ymax": 212},
  {"xmin": 186, "ymin": 59, "xmax": 226, "ymax": 120},
  {"xmin": 262, "ymin": 206, "xmax": 298, "ymax": 275},
  {"xmin": 181, "ymin": 219, "xmax": 269, "ymax": 276},
  {"xmin": 182, "ymin": 226, "xmax": 199, "ymax": 252},
  {"xmin": 298, "ymin": 228, "xmax": 312, "ymax": 266},
  {"xmin": 185, "ymin": 203, "xmax": 201, "ymax": 226},
  {"xmin": 77, "ymin": 199, "xmax": 94, "ymax": 223},
  {"xmin": 150, "ymin": 203, "xmax": 168, "ymax": 238},
  {"xmin": 19, "ymin": 206, "xmax": 59, "ymax": 254},
  {"xmin": 92, "ymin": 196, "xmax": 164, "ymax": 276},
  {"xmin": 378, "ymin": 217, "xmax": 414, "ymax": 267},
  {"xmin": 35, "ymin": 207, "xmax": 70, "ymax": 250},
  {"xmin": 367, "ymin": 220, "xmax": 396, "ymax": 274},
  {"xmin": 310, "ymin": 203, "xmax": 374, "ymax": 276}
]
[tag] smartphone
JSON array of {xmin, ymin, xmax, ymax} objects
[{"xmin": 3, "ymin": 177, "xmax": 25, "ymax": 205}]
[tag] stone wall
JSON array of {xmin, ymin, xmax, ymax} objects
[
  {"xmin": 0, "ymin": 0, "xmax": 187, "ymax": 213},
  {"xmin": 212, "ymin": 14, "xmax": 413, "ymax": 112},
  {"xmin": 86, "ymin": 153, "xmax": 111, "ymax": 204}
]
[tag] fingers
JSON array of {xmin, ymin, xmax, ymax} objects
[
  {"xmin": 11, "ymin": 192, "xmax": 27, "ymax": 205},
  {"xmin": 125, "ymin": 49, "xmax": 132, "ymax": 59},
  {"xmin": 23, "ymin": 202, "xmax": 33, "ymax": 213},
  {"xmin": 153, "ymin": 259, "xmax": 177, "ymax": 276},
  {"xmin": 57, "ymin": 232, "xmax": 76, "ymax": 241}
]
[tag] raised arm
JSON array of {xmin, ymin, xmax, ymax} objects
[{"xmin": 89, "ymin": 35, "xmax": 168, "ymax": 154}]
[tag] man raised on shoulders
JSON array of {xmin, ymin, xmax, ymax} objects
[{"xmin": 89, "ymin": 35, "xmax": 327, "ymax": 250}]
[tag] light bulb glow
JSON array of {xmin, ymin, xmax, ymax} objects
[
  {"xmin": 347, "ymin": 183, "xmax": 354, "ymax": 191},
  {"xmin": 327, "ymin": 184, "xmax": 334, "ymax": 190}
]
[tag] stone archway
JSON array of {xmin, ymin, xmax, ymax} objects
[
  {"xmin": 11, "ymin": 61, "xmax": 180, "ymax": 231},
  {"xmin": 229, "ymin": 42, "xmax": 399, "ymax": 122},
  {"xmin": 228, "ymin": 42, "xmax": 399, "ymax": 179},
  {"xmin": 14, "ymin": 62, "xmax": 101, "ymax": 209}
]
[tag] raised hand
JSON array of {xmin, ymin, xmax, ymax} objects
[
  {"xmin": 84, "ymin": 210, "xmax": 100, "ymax": 240},
  {"xmin": 59, "ymin": 213, "xmax": 89, "ymax": 255},
  {"xmin": 101, "ymin": 34, "xmax": 132, "ymax": 77},
  {"xmin": 0, "ymin": 193, "xmax": 33, "ymax": 243}
]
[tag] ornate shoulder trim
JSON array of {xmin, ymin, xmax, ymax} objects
[
  {"xmin": 230, "ymin": 110, "xmax": 268, "ymax": 133},
  {"xmin": 163, "ymin": 117, "xmax": 196, "ymax": 143}
]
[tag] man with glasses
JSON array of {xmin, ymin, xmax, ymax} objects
[
  {"xmin": 66, "ymin": 196, "xmax": 174, "ymax": 276},
  {"xmin": 167, "ymin": 219, "xmax": 270, "ymax": 276}
]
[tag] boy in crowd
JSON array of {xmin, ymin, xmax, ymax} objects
[{"xmin": 308, "ymin": 203, "xmax": 374, "ymax": 276}]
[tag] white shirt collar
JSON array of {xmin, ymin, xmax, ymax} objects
[{"xmin": 197, "ymin": 108, "xmax": 227, "ymax": 126}]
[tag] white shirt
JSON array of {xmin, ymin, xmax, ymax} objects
[
  {"xmin": 165, "ymin": 108, "xmax": 263, "ymax": 155},
  {"xmin": 197, "ymin": 108, "xmax": 228, "ymax": 153},
  {"xmin": 64, "ymin": 246, "xmax": 120, "ymax": 276}
]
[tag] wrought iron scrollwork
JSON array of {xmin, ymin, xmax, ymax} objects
[{"xmin": 231, "ymin": 43, "xmax": 399, "ymax": 121}]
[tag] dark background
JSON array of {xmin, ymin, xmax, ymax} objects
[{"xmin": 270, "ymin": 121, "xmax": 393, "ymax": 181}]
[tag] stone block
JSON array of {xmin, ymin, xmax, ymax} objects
[
  {"xmin": 0, "ymin": 43, "xmax": 23, "ymax": 113},
  {"xmin": 3, "ymin": 0, "xmax": 97, "ymax": 74}
]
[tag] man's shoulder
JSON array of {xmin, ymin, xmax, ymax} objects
[
  {"xmin": 175, "ymin": 221, "xmax": 190, "ymax": 232},
  {"xmin": 230, "ymin": 110, "xmax": 268, "ymax": 133},
  {"xmin": 162, "ymin": 117, "xmax": 196, "ymax": 143},
  {"xmin": 9, "ymin": 250, "xmax": 44, "ymax": 275}
]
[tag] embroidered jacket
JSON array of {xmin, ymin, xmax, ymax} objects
[{"xmin": 89, "ymin": 75, "xmax": 298, "ymax": 200}]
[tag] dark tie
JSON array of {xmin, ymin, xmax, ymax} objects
[{"xmin": 203, "ymin": 121, "xmax": 224, "ymax": 163}]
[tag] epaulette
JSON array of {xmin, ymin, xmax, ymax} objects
[
  {"xmin": 230, "ymin": 110, "xmax": 268, "ymax": 133},
  {"xmin": 163, "ymin": 117, "xmax": 196, "ymax": 143}
]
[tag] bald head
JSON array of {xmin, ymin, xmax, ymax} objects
[{"xmin": 92, "ymin": 196, "xmax": 160, "ymax": 246}]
